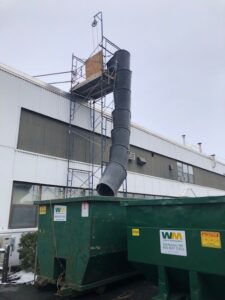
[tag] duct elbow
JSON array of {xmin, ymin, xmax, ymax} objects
[{"xmin": 97, "ymin": 161, "xmax": 127, "ymax": 196}]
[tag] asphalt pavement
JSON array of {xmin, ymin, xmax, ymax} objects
[{"xmin": 0, "ymin": 278, "xmax": 157, "ymax": 300}]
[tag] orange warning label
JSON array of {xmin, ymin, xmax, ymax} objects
[{"xmin": 201, "ymin": 231, "xmax": 221, "ymax": 249}]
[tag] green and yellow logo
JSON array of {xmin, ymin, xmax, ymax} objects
[
  {"xmin": 161, "ymin": 231, "xmax": 183, "ymax": 240},
  {"xmin": 55, "ymin": 207, "xmax": 65, "ymax": 213}
]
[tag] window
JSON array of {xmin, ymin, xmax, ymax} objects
[
  {"xmin": 9, "ymin": 182, "xmax": 99, "ymax": 229},
  {"xmin": 9, "ymin": 183, "xmax": 40, "ymax": 229},
  {"xmin": 17, "ymin": 109, "xmax": 106, "ymax": 165},
  {"xmin": 9, "ymin": 182, "xmax": 67, "ymax": 229},
  {"xmin": 188, "ymin": 165, "xmax": 194, "ymax": 183},
  {"xmin": 177, "ymin": 162, "xmax": 194, "ymax": 184},
  {"xmin": 41, "ymin": 186, "xmax": 64, "ymax": 201},
  {"xmin": 65, "ymin": 188, "xmax": 85, "ymax": 198}
]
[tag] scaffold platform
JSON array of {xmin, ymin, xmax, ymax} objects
[{"xmin": 71, "ymin": 71, "xmax": 114, "ymax": 101}]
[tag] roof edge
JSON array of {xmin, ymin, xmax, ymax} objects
[{"xmin": 0, "ymin": 62, "xmax": 71, "ymax": 98}]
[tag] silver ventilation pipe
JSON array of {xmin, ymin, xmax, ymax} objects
[
  {"xmin": 197, "ymin": 142, "xmax": 202, "ymax": 153},
  {"xmin": 97, "ymin": 49, "xmax": 131, "ymax": 196}
]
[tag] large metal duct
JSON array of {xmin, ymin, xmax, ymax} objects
[{"xmin": 97, "ymin": 49, "xmax": 131, "ymax": 196}]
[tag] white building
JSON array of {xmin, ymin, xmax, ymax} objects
[{"xmin": 1, "ymin": 62, "xmax": 225, "ymax": 266}]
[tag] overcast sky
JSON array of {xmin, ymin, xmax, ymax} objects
[{"xmin": 1, "ymin": 0, "xmax": 225, "ymax": 159}]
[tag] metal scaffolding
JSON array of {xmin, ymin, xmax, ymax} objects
[
  {"xmin": 34, "ymin": 12, "xmax": 127, "ymax": 197},
  {"xmin": 66, "ymin": 34, "xmax": 121, "ymax": 197}
]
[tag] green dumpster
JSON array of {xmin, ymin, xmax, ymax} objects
[
  {"xmin": 122, "ymin": 196, "xmax": 225, "ymax": 300},
  {"xmin": 35, "ymin": 196, "xmax": 136, "ymax": 295}
]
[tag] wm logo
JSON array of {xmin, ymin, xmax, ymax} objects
[
  {"xmin": 161, "ymin": 231, "xmax": 183, "ymax": 240},
  {"xmin": 55, "ymin": 208, "xmax": 65, "ymax": 213}
]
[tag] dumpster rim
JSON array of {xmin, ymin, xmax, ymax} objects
[
  {"xmin": 35, "ymin": 195, "xmax": 129, "ymax": 205},
  {"xmin": 120, "ymin": 195, "xmax": 225, "ymax": 207}
]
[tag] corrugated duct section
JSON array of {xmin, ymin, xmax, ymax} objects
[{"xmin": 97, "ymin": 49, "xmax": 131, "ymax": 196}]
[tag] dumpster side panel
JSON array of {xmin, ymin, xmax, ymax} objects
[
  {"xmin": 37, "ymin": 197, "xmax": 136, "ymax": 292},
  {"xmin": 37, "ymin": 202, "xmax": 91, "ymax": 285},
  {"xmin": 37, "ymin": 204, "xmax": 55, "ymax": 279},
  {"xmin": 82, "ymin": 202, "xmax": 134, "ymax": 284},
  {"xmin": 127, "ymin": 203, "xmax": 225, "ymax": 275},
  {"xmin": 125, "ymin": 197, "xmax": 225, "ymax": 299},
  {"xmin": 90, "ymin": 202, "xmax": 127, "ymax": 254},
  {"xmin": 64, "ymin": 202, "xmax": 91, "ymax": 286}
]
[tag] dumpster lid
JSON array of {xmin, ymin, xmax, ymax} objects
[
  {"xmin": 35, "ymin": 195, "xmax": 128, "ymax": 205},
  {"xmin": 120, "ymin": 195, "xmax": 225, "ymax": 207}
]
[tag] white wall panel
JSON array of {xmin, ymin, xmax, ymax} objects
[
  {"xmin": 0, "ymin": 73, "xmax": 21, "ymax": 148},
  {"xmin": 13, "ymin": 150, "xmax": 102, "ymax": 189},
  {"xmin": 130, "ymin": 126, "xmax": 225, "ymax": 174},
  {"xmin": 0, "ymin": 147, "xmax": 15, "ymax": 230},
  {"xmin": 13, "ymin": 151, "xmax": 65, "ymax": 186},
  {"xmin": 12, "ymin": 150, "xmax": 225, "ymax": 199},
  {"xmin": 19, "ymin": 79, "xmax": 70, "ymax": 124},
  {"xmin": 126, "ymin": 171, "xmax": 225, "ymax": 198}
]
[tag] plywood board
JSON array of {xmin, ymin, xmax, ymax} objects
[{"xmin": 85, "ymin": 51, "xmax": 103, "ymax": 79}]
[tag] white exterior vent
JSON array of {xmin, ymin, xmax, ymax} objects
[{"xmin": 128, "ymin": 151, "xmax": 136, "ymax": 161}]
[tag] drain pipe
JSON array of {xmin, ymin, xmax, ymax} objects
[{"xmin": 97, "ymin": 49, "xmax": 131, "ymax": 196}]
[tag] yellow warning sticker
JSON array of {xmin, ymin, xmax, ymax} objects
[
  {"xmin": 132, "ymin": 228, "xmax": 140, "ymax": 237},
  {"xmin": 39, "ymin": 206, "xmax": 47, "ymax": 215},
  {"xmin": 201, "ymin": 231, "xmax": 221, "ymax": 249}
]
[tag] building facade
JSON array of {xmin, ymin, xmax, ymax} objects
[{"xmin": 1, "ymin": 63, "xmax": 225, "ymax": 265}]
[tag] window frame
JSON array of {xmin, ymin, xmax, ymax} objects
[{"xmin": 176, "ymin": 162, "xmax": 195, "ymax": 184}]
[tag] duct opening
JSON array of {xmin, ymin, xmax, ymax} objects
[
  {"xmin": 97, "ymin": 49, "xmax": 131, "ymax": 196},
  {"xmin": 97, "ymin": 183, "xmax": 114, "ymax": 196}
]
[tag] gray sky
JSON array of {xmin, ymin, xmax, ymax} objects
[{"xmin": 1, "ymin": 0, "xmax": 225, "ymax": 159}]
